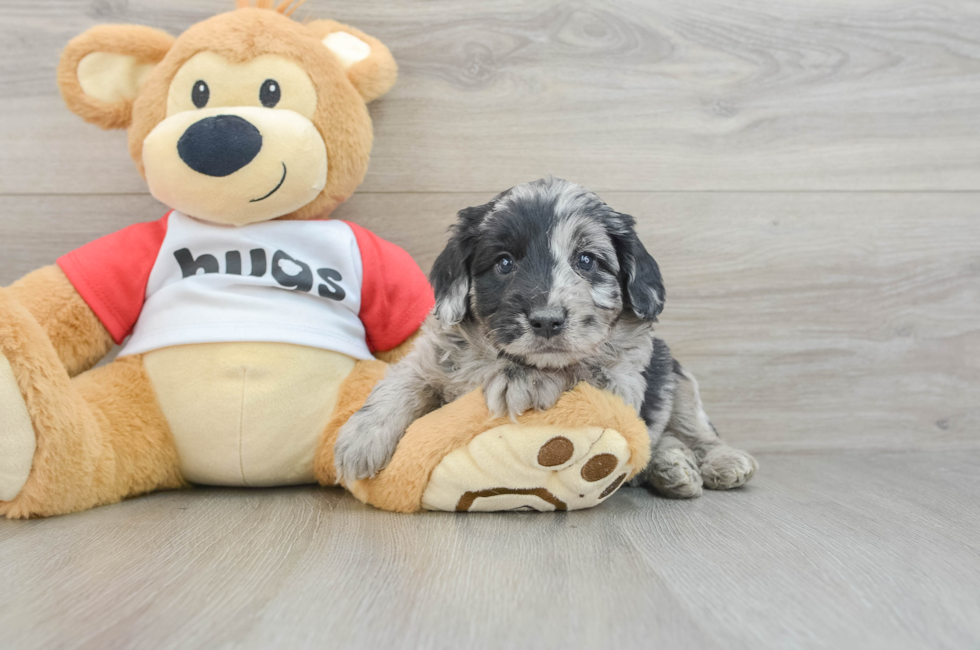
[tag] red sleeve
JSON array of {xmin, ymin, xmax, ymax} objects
[
  {"xmin": 57, "ymin": 212, "xmax": 171, "ymax": 344},
  {"xmin": 345, "ymin": 221, "xmax": 435, "ymax": 353}
]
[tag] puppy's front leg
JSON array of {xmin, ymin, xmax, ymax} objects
[
  {"xmin": 483, "ymin": 364, "xmax": 569, "ymax": 419},
  {"xmin": 334, "ymin": 360, "xmax": 440, "ymax": 483}
]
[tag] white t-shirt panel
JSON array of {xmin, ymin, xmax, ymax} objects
[{"xmin": 119, "ymin": 212, "xmax": 373, "ymax": 359}]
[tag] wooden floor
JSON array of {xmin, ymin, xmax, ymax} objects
[
  {"xmin": 1, "ymin": 0, "xmax": 979, "ymax": 648},
  {"xmin": 0, "ymin": 451, "xmax": 977, "ymax": 650}
]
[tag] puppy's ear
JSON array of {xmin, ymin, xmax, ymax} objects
[
  {"xmin": 430, "ymin": 200, "xmax": 496, "ymax": 325},
  {"xmin": 609, "ymin": 212, "xmax": 665, "ymax": 321}
]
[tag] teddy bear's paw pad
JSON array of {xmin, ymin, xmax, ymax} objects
[
  {"xmin": 421, "ymin": 424, "xmax": 633, "ymax": 512},
  {"xmin": 0, "ymin": 354, "xmax": 36, "ymax": 502}
]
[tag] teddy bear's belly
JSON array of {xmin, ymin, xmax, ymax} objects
[{"xmin": 142, "ymin": 342, "xmax": 356, "ymax": 487}]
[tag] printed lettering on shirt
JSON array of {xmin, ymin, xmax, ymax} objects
[{"xmin": 173, "ymin": 246, "xmax": 347, "ymax": 301}]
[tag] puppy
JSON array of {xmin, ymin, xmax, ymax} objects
[{"xmin": 334, "ymin": 177, "xmax": 757, "ymax": 497}]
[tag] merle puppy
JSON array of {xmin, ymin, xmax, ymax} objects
[{"xmin": 334, "ymin": 177, "xmax": 757, "ymax": 497}]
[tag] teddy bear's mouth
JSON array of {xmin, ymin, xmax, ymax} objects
[{"xmin": 249, "ymin": 162, "xmax": 287, "ymax": 203}]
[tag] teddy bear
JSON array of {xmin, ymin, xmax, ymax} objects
[{"xmin": 0, "ymin": 0, "xmax": 650, "ymax": 518}]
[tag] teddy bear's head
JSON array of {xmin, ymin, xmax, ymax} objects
[{"xmin": 57, "ymin": 0, "xmax": 396, "ymax": 225}]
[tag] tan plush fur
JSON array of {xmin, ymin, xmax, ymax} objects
[
  {"xmin": 3, "ymin": 2, "xmax": 403, "ymax": 517},
  {"xmin": 56, "ymin": 7, "xmax": 397, "ymax": 221},
  {"xmin": 58, "ymin": 25, "xmax": 176, "ymax": 130},
  {"xmin": 129, "ymin": 10, "xmax": 366, "ymax": 220},
  {"xmin": 7, "ymin": 266, "xmax": 114, "ymax": 377},
  {"xmin": 372, "ymin": 330, "xmax": 419, "ymax": 365},
  {"xmin": 235, "ymin": 0, "xmax": 306, "ymax": 15},
  {"xmin": 304, "ymin": 20, "xmax": 398, "ymax": 103},
  {"xmin": 0, "ymin": 289, "xmax": 183, "ymax": 519}
]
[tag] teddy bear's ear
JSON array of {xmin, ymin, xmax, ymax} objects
[
  {"xmin": 58, "ymin": 25, "xmax": 175, "ymax": 130},
  {"xmin": 305, "ymin": 20, "xmax": 398, "ymax": 103}
]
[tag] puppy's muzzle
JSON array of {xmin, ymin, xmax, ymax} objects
[{"xmin": 528, "ymin": 307, "xmax": 567, "ymax": 339}]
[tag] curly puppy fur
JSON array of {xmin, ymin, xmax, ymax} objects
[{"xmin": 335, "ymin": 178, "xmax": 757, "ymax": 496}]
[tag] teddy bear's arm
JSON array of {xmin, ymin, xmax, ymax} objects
[{"xmin": 6, "ymin": 266, "xmax": 114, "ymax": 377}]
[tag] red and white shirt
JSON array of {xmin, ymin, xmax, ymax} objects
[{"xmin": 57, "ymin": 211, "xmax": 434, "ymax": 359}]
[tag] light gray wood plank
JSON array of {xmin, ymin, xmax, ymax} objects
[
  {"xmin": 2, "ymin": 3, "xmax": 976, "ymax": 649},
  {"xmin": 2, "ymin": 192, "xmax": 977, "ymax": 451},
  {"xmin": 612, "ymin": 450, "xmax": 980, "ymax": 650},
  {"xmin": 0, "ymin": 450, "xmax": 978, "ymax": 650},
  {"xmin": 2, "ymin": 0, "xmax": 980, "ymax": 194},
  {"xmin": 0, "ymin": 194, "xmax": 169, "ymax": 279}
]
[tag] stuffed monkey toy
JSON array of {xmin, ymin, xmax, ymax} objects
[{"xmin": 0, "ymin": 1, "xmax": 649, "ymax": 518}]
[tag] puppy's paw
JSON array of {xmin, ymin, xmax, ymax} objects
[
  {"xmin": 700, "ymin": 445, "xmax": 758, "ymax": 490},
  {"xmin": 528, "ymin": 373, "xmax": 567, "ymax": 412},
  {"xmin": 483, "ymin": 370, "xmax": 566, "ymax": 419},
  {"xmin": 333, "ymin": 408, "xmax": 403, "ymax": 484},
  {"xmin": 638, "ymin": 442, "xmax": 703, "ymax": 499},
  {"xmin": 483, "ymin": 373, "xmax": 528, "ymax": 419}
]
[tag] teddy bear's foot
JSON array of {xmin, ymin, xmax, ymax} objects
[
  {"xmin": 0, "ymin": 288, "xmax": 184, "ymax": 518},
  {"xmin": 0, "ymin": 353, "xmax": 36, "ymax": 502},
  {"xmin": 422, "ymin": 425, "xmax": 633, "ymax": 512}
]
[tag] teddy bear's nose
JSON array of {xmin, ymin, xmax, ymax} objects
[{"xmin": 177, "ymin": 115, "xmax": 263, "ymax": 177}]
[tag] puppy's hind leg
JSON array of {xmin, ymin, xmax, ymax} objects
[
  {"xmin": 666, "ymin": 362, "xmax": 757, "ymax": 491},
  {"xmin": 627, "ymin": 339, "xmax": 701, "ymax": 498}
]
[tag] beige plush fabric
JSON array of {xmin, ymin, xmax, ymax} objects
[
  {"xmin": 144, "ymin": 342, "xmax": 355, "ymax": 487},
  {"xmin": 422, "ymin": 425, "xmax": 634, "ymax": 512},
  {"xmin": 77, "ymin": 52, "xmax": 156, "ymax": 103},
  {"xmin": 0, "ymin": 355, "xmax": 35, "ymax": 501}
]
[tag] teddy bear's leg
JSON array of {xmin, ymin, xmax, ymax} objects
[
  {"xmin": 314, "ymin": 365, "xmax": 651, "ymax": 513},
  {"xmin": 0, "ymin": 291, "xmax": 183, "ymax": 518}
]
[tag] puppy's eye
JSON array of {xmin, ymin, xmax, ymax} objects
[
  {"xmin": 577, "ymin": 253, "xmax": 596, "ymax": 272},
  {"xmin": 260, "ymin": 79, "xmax": 281, "ymax": 108},
  {"xmin": 495, "ymin": 255, "xmax": 515, "ymax": 275},
  {"xmin": 192, "ymin": 80, "xmax": 209, "ymax": 108}
]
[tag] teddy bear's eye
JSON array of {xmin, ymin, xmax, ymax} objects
[
  {"xmin": 260, "ymin": 79, "xmax": 281, "ymax": 108},
  {"xmin": 191, "ymin": 80, "xmax": 209, "ymax": 108}
]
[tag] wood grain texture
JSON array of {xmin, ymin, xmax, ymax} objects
[
  {"xmin": 0, "ymin": 451, "xmax": 978, "ymax": 650},
  {"xmin": 2, "ymin": 0, "xmax": 980, "ymax": 194},
  {"xmin": 2, "ymin": 3, "xmax": 979, "ymax": 648},
  {"xmin": 3, "ymin": 192, "xmax": 977, "ymax": 451}
]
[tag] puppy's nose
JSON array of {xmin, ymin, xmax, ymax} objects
[
  {"xmin": 528, "ymin": 307, "xmax": 567, "ymax": 339},
  {"xmin": 177, "ymin": 115, "xmax": 263, "ymax": 177}
]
